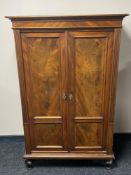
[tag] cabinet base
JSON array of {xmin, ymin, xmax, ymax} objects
[
  {"xmin": 24, "ymin": 153, "xmax": 115, "ymax": 169},
  {"xmin": 24, "ymin": 152, "xmax": 115, "ymax": 160}
]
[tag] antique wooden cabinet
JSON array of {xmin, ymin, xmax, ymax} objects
[{"xmin": 7, "ymin": 14, "xmax": 128, "ymax": 168}]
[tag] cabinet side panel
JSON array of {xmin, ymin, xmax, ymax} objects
[
  {"xmin": 13, "ymin": 30, "xmax": 31, "ymax": 153},
  {"xmin": 106, "ymin": 29, "xmax": 122, "ymax": 154}
]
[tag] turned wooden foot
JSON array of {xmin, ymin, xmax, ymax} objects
[
  {"xmin": 25, "ymin": 159, "xmax": 33, "ymax": 169},
  {"xmin": 105, "ymin": 159, "xmax": 114, "ymax": 169}
]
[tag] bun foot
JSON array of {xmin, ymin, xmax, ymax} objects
[
  {"xmin": 105, "ymin": 159, "xmax": 114, "ymax": 169},
  {"xmin": 25, "ymin": 159, "xmax": 33, "ymax": 169}
]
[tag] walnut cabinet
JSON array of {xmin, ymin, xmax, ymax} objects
[{"xmin": 7, "ymin": 14, "xmax": 128, "ymax": 167}]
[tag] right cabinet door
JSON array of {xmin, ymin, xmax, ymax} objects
[{"xmin": 67, "ymin": 31, "xmax": 114, "ymax": 152}]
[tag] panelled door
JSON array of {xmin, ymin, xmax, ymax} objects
[
  {"xmin": 67, "ymin": 31, "xmax": 114, "ymax": 152},
  {"xmin": 21, "ymin": 32, "xmax": 68, "ymax": 152},
  {"xmin": 21, "ymin": 30, "xmax": 114, "ymax": 153}
]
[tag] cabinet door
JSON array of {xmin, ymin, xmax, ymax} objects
[
  {"xmin": 21, "ymin": 32, "xmax": 68, "ymax": 151},
  {"xmin": 67, "ymin": 31, "xmax": 114, "ymax": 151}
]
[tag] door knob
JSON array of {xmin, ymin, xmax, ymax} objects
[
  {"xmin": 62, "ymin": 93, "xmax": 68, "ymax": 101},
  {"xmin": 68, "ymin": 93, "xmax": 73, "ymax": 101}
]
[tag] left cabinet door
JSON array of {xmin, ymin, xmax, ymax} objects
[{"xmin": 21, "ymin": 32, "xmax": 68, "ymax": 152}]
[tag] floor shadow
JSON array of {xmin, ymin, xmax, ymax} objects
[
  {"xmin": 34, "ymin": 159, "xmax": 104, "ymax": 168},
  {"xmin": 113, "ymin": 134, "xmax": 131, "ymax": 160}
]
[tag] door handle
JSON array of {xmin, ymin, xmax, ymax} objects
[
  {"xmin": 62, "ymin": 93, "xmax": 68, "ymax": 101},
  {"xmin": 68, "ymin": 93, "xmax": 73, "ymax": 101},
  {"xmin": 62, "ymin": 93, "xmax": 73, "ymax": 101}
]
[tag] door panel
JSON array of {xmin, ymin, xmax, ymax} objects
[
  {"xmin": 28, "ymin": 37, "xmax": 60, "ymax": 116},
  {"xmin": 34, "ymin": 123, "xmax": 63, "ymax": 149},
  {"xmin": 75, "ymin": 37, "xmax": 105, "ymax": 116},
  {"xmin": 21, "ymin": 32, "xmax": 68, "ymax": 151},
  {"xmin": 68, "ymin": 31, "xmax": 114, "ymax": 151},
  {"xmin": 75, "ymin": 122, "xmax": 103, "ymax": 149}
]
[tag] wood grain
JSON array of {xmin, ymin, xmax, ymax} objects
[
  {"xmin": 11, "ymin": 20, "xmax": 123, "ymax": 29},
  {"xmin": 67, "ymin": 31, "xmax": 113, "ymax": 152},
  {"xmin": 8, "ymin": 15, "xmax": 127, "ymax": 161},
  {"xmin": 75, "ymin": 36, "xmax": 106, "ymax": 116},
  {"xmin": 75, "ymin": 123, "xmax": 103, "ymax": 148},
  {"xmin": 34, "ymin": 123, "xmax": 63, "ymax": 150},
  {"xmin": 24, "ymin": 152, "xmax": 115, "ymax": 160},
  {"xmin": 28, "ymin": 36, "xmax": 60, "ymax": 116},
  {"xmin": 6, "ymin": 14, "xmax": 128, "ymax": 29},
  {"xmin": 13, "ymin": 30, "xmax": 32, "ymax": 154},
  {"xmin": 106, "ymin": 29, "xmax": 122, "ymax": 154},
  {"xmin": 21, "ymin": 32, "xmax": 68, "ymax": 151}
]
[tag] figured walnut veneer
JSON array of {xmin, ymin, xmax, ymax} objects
[{"xmin": 7, "ymin": 14, "xmax": 128, "ymax": 161}]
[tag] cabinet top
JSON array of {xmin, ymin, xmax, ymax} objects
[
  {"xmin": 6, "ymin": 14, "xmax": 129, "ymax": 29},
  {"xmin": 6, "ymin": 14, "xmax": 128, "ymax": 21}
]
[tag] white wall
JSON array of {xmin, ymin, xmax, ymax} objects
[{"xmin": 0, "ymin": 0, "xmax": 131, "ymax": 135}]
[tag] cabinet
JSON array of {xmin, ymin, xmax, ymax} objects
[{"xmin": 7, "ymin": 14, "xmax": 128, "ymax": 167}]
